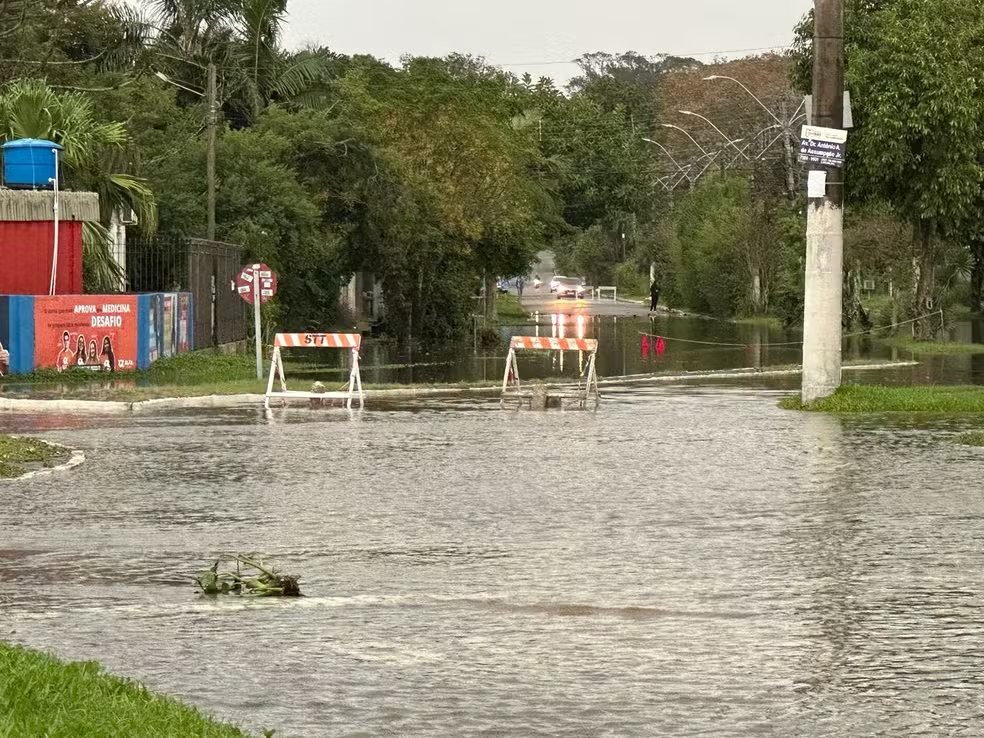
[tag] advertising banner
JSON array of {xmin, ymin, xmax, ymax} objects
[
  {"xmin": 163, "ymin": 293, "xmax": 176, "ymax": 358},
  {"xmin": 147, "ymin": 293, "xmax": 165, "ymax": 363},
  {"xmin": 178, "ymin": 294, "xmax": 191, "ymax": 353},
  {"xmin": 34, "ymin": 296, "xmax": 138, "ymax": 372}
]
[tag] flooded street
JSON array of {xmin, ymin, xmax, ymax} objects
[
  {"xmin": 3, "ymin": 382, "xmax": 984, "ymax": 736},
  {"xmin": 308, "ymin": 312, "xmax": 984, "ymax": 387}
]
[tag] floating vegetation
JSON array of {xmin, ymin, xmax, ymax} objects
[{"xmin": 195, "ymin": 554, "xmax": 302, "ymax": 597}]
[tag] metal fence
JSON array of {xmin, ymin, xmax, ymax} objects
[{"xmin": 125, "ymin": 237, "xmax": 247, "ymax": 349}]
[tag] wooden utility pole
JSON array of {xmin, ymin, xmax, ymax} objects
[
  {"xmin": 800, "ymin": 0, "xmax": 845, "ymax": 403},
  {"xmin": 206, "ymin": 61, "xmax": 217, "ymax": 242}
]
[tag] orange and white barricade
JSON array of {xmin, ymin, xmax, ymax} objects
[
  {"xmin": 501, "ymin": 335, "xmax": 600, "ymax": 409},
  {"xmin": 265, "ymin": 333, "xmax": 365, "ymax": 409}
]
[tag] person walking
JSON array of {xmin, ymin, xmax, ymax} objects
[
  {"xmin": 649, "ymin": 279, "xmax": 661, "ymax": 312},
  {"xmin": 516, "ymin": 276, "xmax": 524, "ymax": 297}
]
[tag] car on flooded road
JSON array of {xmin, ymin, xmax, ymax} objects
[{"xmin": 554, "ymin": 277, "xmax": 587, "ymax": 299}]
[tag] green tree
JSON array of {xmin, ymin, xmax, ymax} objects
[
  {"xmin": 0, "ymin": 78, "xmax": 158, "ymax": 290},
  {"xmin": 845, "ymin": 0, "xmax": 984, "ymax": 335}
]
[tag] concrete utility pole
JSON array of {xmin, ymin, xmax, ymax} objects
[
  {"xmin": 800, "ymin": 0, "xmax": 845, "ymax": 403},
  {"xmin": 206, "ymin": 61, "xmax": 217, "ymax": 242}
]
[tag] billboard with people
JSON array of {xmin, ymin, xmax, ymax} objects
[{"xmin": 33, "ymin": 296, "xmax": 139, "ymax": 372}]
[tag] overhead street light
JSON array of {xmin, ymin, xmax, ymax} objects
[
  {"xmin": 678, "ymin": 110, "xmax": 747, "ymax": 158},
  {"xmin": 659, "ymin": 123, "xmax": 709, "ymax": 157},
  {"xmin": 155, "ymin": 65, "xmax": 219, "ymax": 241},
  {"xmin": 703, "ymin": 75, "xmax": 785, "ymax": 127},
  {"xmin": 641, "ymin": 137, "xmax": 686, "ymax": 172}
]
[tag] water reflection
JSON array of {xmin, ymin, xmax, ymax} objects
[{"xmin": 5, "ymin": 315, "xmax": 984, "ymax": 396}]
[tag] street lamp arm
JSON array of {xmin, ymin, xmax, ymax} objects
[
  {"xmin": 154, "ymin": 70, "xmax": 204, "ymax": 97},
  {"xmin": 658, "ymin": 123, "xmax": 709, "ymax": 157},
  {"xmin": 678, "ymin": 110, "xmax": 747, "ymax": 159},
  {"xmin": 703, "ymin": 75, "xmax": 784, "ymax": 126},
  {"xmin": 641, "ymin": 137, "xmax": 685, "ymax": 171}
]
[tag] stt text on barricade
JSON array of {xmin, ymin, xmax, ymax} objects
[
  {"xmin": 501, "ymin": 335, "xmax": 600, "ymax": 410},
  {"xmin": 265, "ymin": 332, "xmax": 364, "ymax": 409}
]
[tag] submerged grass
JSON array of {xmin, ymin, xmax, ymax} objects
[
  {"xmin": 733, "ymin": 316, "xmax": 783, "ymax": 328},
  {"xmin": 954, "ymin": 431, "xmax": 984, "ymax": 447},
  {"xmin": 781, "ymin": 385, "xmax": 984, "ymax": 413},
  {"xmin": 0, "ymin": 435, "xmax": 65, "ymax": 478},
  {"xmin": 879, "ymin": 337, "xmax": 984, "ymax": 355},
  {"xmin": 0, "ymin": 642, "xmax": 246, "ymax": 736}
]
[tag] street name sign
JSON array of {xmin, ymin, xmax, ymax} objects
[{"xmin": 799, "ymin": 125, "xmax": 848, "ymax": 168}]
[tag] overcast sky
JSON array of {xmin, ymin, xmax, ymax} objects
[{"xmin": 281, "ymin": 0, "xmax": 814, "ymax": 83}]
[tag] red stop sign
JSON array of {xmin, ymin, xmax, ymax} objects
[{"xmin": 236, "ymin": 263, "xmax": 277, "ymax": 305}]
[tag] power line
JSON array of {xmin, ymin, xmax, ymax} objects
[{"xmin": 498, "ymin": 45, "xmax": 794, "ymax": 68}]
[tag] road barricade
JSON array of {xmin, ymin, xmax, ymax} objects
[
  {"xmin": 501, "ymin": 335, "xmax": 600, "ymax": 410},
  {"xmin": 265, "ymin": 333, "xmax": 364, "ymax": 410}
]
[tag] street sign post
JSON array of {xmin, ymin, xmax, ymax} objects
[
  {"xmin": 798, "ymin": 125, "xmax": 848, "ymax": 169},
  {"xmin": 236, "ymin": 263, "xmax": 278, "ymax": 379}
]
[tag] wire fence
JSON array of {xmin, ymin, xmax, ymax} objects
[
  {"xmin": 126, "ymin": 237, "xmax": 247, "ymax": 350},
  {"xmin": 639, "ymin": 309, "xmax": 946, "ymax": 349}
]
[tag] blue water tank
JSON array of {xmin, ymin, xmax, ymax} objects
[{"xmin": 2, "ymin": 139, "xmax": 63, "ymax": 190}]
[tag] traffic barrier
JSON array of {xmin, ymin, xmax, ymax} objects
[
  {"xmin": 265, "ymin": 332, "xmax": 364, "ymax": 409},
  {"xmin": 501, "ymin": 335, "xmax": 600, "ymax": 409}
]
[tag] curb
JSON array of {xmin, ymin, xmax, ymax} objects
[
  {"xmin": 0, "ymin": 397, "xmax": 131, "ymax": 414},
  {"xmin": 4, "ymin": 440, "xmax": 86, "ymax": 481},
  {"xmin": 0, "ymin": 361, "xmax": 920, "ymax": 414}
]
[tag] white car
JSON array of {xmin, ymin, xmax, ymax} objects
[
  {"xmin": 549, "ymin": 275, "xmax": 566, "ymax": 293},
  {"xmin": 554, "ymin": 278, "xmax": 587, "ymax": 299}
]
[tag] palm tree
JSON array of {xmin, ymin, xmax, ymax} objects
[
  {"xmin": 146, "ymin": 0, "xmax": 332, "ymax": 127},
  {"xmin": 0, "ymin": 78, "xmax": 158, "ymax": 291}
]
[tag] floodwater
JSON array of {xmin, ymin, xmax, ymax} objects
[
  {"xmin": 3, "ymin": 313, "xmax": 983, "ymax": 400},
  {"xmin": 298, "ymin": 313, "xmax": 984, "ymax": 387},
  {"xmin": 3, "ymin": 380, "xmax": 984, "ymax": 736}
]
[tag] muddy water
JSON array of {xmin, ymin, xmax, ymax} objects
[
  {"xmin": 300, "ymin": 314, "xmax": 984, "ymax": 386},
  {"xmin": 3, "ymin": 384, "xmax": 984, "ymax": 736}
]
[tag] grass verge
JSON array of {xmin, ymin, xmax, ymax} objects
[
  {"xmin": 496, "ymin": 293, "xmax": 529, "ymax": 322},
  {"xmin": 0, "ymin": 642, "xmax": 246, "ymax": 736},
  {"xmin": 0, "ymin": 435, "xmax": 65, "ymax": 478},
  {"xmin": 0, "ymin": 351, "xmax": 261, "ymax": 387},
  {"xmin": 879, "ymin": 337, "xmax": 984, "ymax": 354},
  {"xmin": 733, "ymin": 316, "xmax": 783, "ymax": 328},
  {"xmin": 780, "ymin": 385, "xmax": 984, "ymax": 413}
]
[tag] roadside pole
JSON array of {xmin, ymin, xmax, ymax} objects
[
  {"xmin": 235, "ymin": 263, "xmax": 278, "ymax": 381},
  {"xmin": 253, "ymin": 289, "xmax": 262, "ymax": 379},
  {"xmin": 800, "ymin": 0, "xmax": 846, "ymax": 403}
]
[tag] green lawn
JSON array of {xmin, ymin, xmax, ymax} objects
[
  {"xmin": 0, "ymin": 643, "xmax": 247, "ymax": 737},
  {"xmin": 781, "ymin": 385, "xmax": 984, "ymax": 413},
  {"xmin": 495, "ymin": 293, "xmax": 529, "ymax": 322},
  {"xmin": 0, "ymin": 435, "xmax": 66, "ymax": 478}
]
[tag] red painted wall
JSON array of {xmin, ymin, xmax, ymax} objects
[{"xmin": 0, "ymin": 221, "xmax": 83, "ymax": 295}]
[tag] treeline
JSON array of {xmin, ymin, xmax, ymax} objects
[
  {"xmin": 5, "ymin": 1, "xmax": 976, "ymax": 341},
  {"xmin": 0, "ymin": 0, "xmax": 698, "ymax": 340},
  {"xmin": 790, "ymin": 0, "xmax": 984, "ymax": 337}
]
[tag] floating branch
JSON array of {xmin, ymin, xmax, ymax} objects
[{"xmin": 195, "ymin": 553, "xmax": 301, "ymax": 597}]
